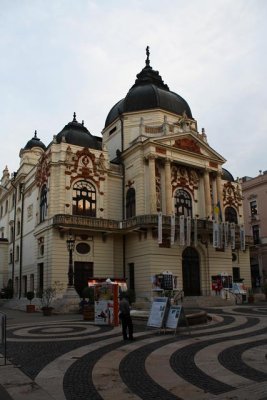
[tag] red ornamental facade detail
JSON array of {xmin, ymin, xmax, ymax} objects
[
  {"xmin": 65, "ymin": 147, "xmax": 106, "ymax": 192},
  {"xmin": 35, "ymin": 151, "xmax": 51, "ymax": 187},
  {"xmin": 171, "ymin": 165, "xmax": 199, "ymax": 199},
  {"xmin": 223, "ymin": 181, "xmax": 242, "ymax": 209},
  {"xmin": 173, "ymin": 138, "xmax": 201, "ymax": 154}
]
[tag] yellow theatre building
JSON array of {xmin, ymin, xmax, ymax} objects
[{"xmin": 0, "ymin": 49, "xmax": 252, "ymax": 305}]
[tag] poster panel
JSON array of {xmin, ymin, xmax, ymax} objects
[
  {"xmin": 147, "ymin": 297, "xmax": 168, "ymax": 328},
  {"xmin": 94, "ymin": 300, "xmax": 114, "ymax": 325},
  {"xmin": 165, "ymin": 305, "xmax": 182, "ymax": 329}
]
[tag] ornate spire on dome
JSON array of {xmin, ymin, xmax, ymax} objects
[
  {"xmin": 145, "ymin": 46, "xmax": 151, "ymax": 68},
  {"xmin": 73, "ymin": 112, "xmax": 77, "ymax": 122},
  {"xmin": 131, "ymin": 46, "xmax": 169, "ymax": 91},
  {"xmin": 34, "ymin": 130, "xmax": 37, "ymax": 138}
]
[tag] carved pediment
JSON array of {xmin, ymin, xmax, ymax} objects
[{"xmin": 173, "ymin": 138, "xmax": 201, "ymax": 154}]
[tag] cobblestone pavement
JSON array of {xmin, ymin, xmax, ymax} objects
[{"xmin": 0, "ymin": 304, "xmax": 267, "ymax": 400}]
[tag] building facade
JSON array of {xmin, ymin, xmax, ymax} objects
[
  {"xmin": 0, "ymin": 50, "xmax": 252, "ymax": 302},
  {"xmin": 242, "ymin": 171, "xmax": 267, "ymax": 290}
]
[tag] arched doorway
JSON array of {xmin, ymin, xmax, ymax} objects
[{"xmin": 182, "ymin": 247, "xmax": 200, "ymax": 296}]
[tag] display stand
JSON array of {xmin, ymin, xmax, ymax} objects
[
  {"xmin": 165, "ymin": 305, "xmax": 190, "ymax": 335},
  {"xmin": 147, "ymin": 297, "xmax": 169, "ymax": 333}
]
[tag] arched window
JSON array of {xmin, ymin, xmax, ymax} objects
[
  {"xmin": 126, "ymin": 188, "xmax": 136, "ymax": 218},
  {"xmin": 72, "ymin": 180, "xmax": 96, "ymax": 216},
  {"xmin": 40, "ymin": 185, "xmax": 48, "ymax": 223},
  {"xmin": 174, "ymin": 189, "xmax": 192, "ymax": 217},
  {"xmin": 225, "ymin": 206, "xmax": 238, "ymax": 224}
]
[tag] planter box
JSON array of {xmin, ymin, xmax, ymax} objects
[{"xmin": 26, "ymin": 304, "xmax": 36, "ymax": 313}]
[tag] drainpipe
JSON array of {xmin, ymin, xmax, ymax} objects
[
  {"xmin": 19, "ymin": 183, "xmax": 25, "ymax": 298},
  {"xmin": 119, "ymin": 114, "xmax": 126, "ymax": 278},
  {"xmin": 10, "ymin": 177, "xmax": 17, "ymax": 297}
]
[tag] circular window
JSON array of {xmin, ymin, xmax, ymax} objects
[{"xmin": 76, "ymin": 242, "xmax": 90, "ymax": 254}]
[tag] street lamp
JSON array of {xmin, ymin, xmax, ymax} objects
[{"xmin": 66, "ymin": 232, "xmax": 75, "ymax": 287}]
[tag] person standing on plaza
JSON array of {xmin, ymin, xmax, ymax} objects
[{"xmin": 119, "ymin": 292, "xmax": 134, "ymax": 340}]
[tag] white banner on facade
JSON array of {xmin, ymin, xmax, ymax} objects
[
  {"xmin": 194, "ymin": 218, "xmax": 198, "ymax": 247},
  {"xmin": 230, "ymin": 223, "xmax": 235, "ymax": 249},
  {"xmin": 224, "ymin": 222, "xmax": 229, "ymax": 248},
  {"xmin": 240, "ymin": 225, "xmax": 246, "ymax": 251},
  {"xmin": 213, "ymin": 221, "xmax": 219, "ymax": 248},
  {"xmin": 158, "ymin": 212, "xmax": 162, "ymax": 244},
  {"xmin": 170, "ymin": 213, "xmax": 175, "ymax": 245},
  {"xmin": 219, "ymin": 223, "xmax": 223, "ymax": 248},
  {"xmin": 186, "ymin": 217, "xmax": 191, "ymax": 246},
  {"xmin": 179, "ymin": 215, "xmax": 185, "ymax": 246}
]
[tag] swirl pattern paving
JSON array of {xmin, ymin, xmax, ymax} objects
[{"xmin": 0, "ymin": 305, "xmax": 267, "ymax": 400}]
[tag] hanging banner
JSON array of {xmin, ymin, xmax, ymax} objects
[
  {"xmin": 218, "ymin": 223, "xmax": 223, "ymax": 248},
  {"xmin": 158, "ymin": 212, "xmax": 162, "ymax": 244},
  {"xmin": 230, "ymin": 223, "xmax": 235, "ymax": 249},
  {"xmin": 179, "ymin": 215, "xmax": 185, "ymax": 246},
  {"xmin": 186, "ymin": 217, "xmax": 191, "ymax": 246},
  {"xmin": 240, "ymin": 225, "xmax": 246, "ymax": 251},
  {"xmin": 170, "ymin": 213, "xmax": 175, "ymax": 245},
  {"xmin": 194, "ymin": 218, "xmax": 198, "ymax": 247},
  {"xmin": 213, "ymin": 221, "xmax": 219, "ymax": 248},
  {"xmin": 224, "ymin": 222, "xmax": 229, "ymax": 248}
]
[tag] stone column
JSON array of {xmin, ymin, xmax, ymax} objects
[
  {"xmin": 165, "ymin": 158, "xmax": 172, "ymax": 215},
  {"xmin": 148, "ymin": 155, "xmax": 157, "ymax": 214},
  {"xmin": 204, "ymin": 169, "xmax": 212, "ymax": 218},
  {"xmin": 216, "ymin": 171, "xmax": 223, "ymax": 219}
]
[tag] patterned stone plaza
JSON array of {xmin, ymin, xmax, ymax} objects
[{"xmin": 0, "ymin": 304, "xmax": 267, "ymax": 400}]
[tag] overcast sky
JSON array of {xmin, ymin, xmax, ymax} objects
[{"xmin": 1, "ymin": 0, "xmax": 266, "ymax": 179}]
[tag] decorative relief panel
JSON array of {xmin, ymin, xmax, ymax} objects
[
  {"xmin": 35, "ymin": 151, "xmax": 51, "ymax": 187},
  {"xmin": 65, "ymin": 147, "xmax": 107, "ymax": 192},
  {"xmin": 171, "ymin": 165, "xmax": 199, "ymax": 198},
  {"xmin": 223, "ymin": 182, "xmax": 243, "ymax": 210},
  {"xmin": 173, "ymin": 138, "xmax": 201, "ymax": 154}
]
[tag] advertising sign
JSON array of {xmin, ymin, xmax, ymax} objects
[
  {"xmin": 147, "ymin": 297, "xmax": 168, "ymax": 328},
  {"xmin": 165, "ymin": 305, "xmax": 183, "ymax": 329}
]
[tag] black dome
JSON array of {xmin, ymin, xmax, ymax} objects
[
  {"xmin": 105, "ymin": 49, "xmax": 193, "ymax": 128},
  {"xmin": 222, "ymin": 168, "xmax": 235, "ymax": 182},
  {"xmin": 24, "ymin": 131, "xmax": 46, "ymax": 151},
  {"xmin": 56, "ymin": 113, "xmax": 101, "ymax": 150}
]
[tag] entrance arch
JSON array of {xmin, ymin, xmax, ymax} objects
[{"xmin": 182, "ymin": 247, "xmax": 200, "ymax": 296}]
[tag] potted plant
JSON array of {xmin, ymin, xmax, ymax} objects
[
  {"xmin": 26, "ymin": 291, "xmax": 35, "ymax": 313},
  {"xmin": 263, "ymin": 283, "xmax": 267, "ymax": 301},
  {"xmin": 39, "ymin": 287, "xmax": 57, "ymax": 316},
  {"xmin": 247, "ymin": 288, "xmax": 254, "ymax": 303}
]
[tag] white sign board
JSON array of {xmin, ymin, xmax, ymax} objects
[
  {"xmin": 165, "ymin": 305, "xmax": 183, "ymax": 329},
  {"xmin": 147, "ymin": 297, "xmax": 168, "ymax": 328}
]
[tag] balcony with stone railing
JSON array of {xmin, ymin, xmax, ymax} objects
[{"xmin": 52, "ymin": 214, "xmax": 253, "ymax": 247}]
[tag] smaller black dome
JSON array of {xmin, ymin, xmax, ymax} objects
[
  {"xmin": 56, "ymin": 113, "xmax": 101, "ymax": 150},
  {"xmin": 24, "ymin": 131, "xmax": 46, "ymax": 151},
  {"xmin": 222, "ymin": 168, "xmax": 235, "ymax": 182}
]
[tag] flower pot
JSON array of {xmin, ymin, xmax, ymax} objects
[
  {"xmin": 248, "ymin": 296, "xmax": 254, "ymax": 304},
  {"xmin": 42, "ymin": 307, "xmax": 53, "ymax": 316},
  {"xmin": 26, "ymin": 304, "xmax": 36, "ymax": 313}
]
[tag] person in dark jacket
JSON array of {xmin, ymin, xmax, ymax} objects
[{"xmin": 119, "ymin": 293, "xmax": 134, "ymax": 340}]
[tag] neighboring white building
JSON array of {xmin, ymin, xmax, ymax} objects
[
  {"xmin": 0, "ymin": 49, "xmax": 252, "ymax": 302},
  {"xmin": 242, "ymin": 171, "xmax": 267, "ymax": 290}
]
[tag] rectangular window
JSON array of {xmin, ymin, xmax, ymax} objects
[
  {"xmin": 252, "ymin": 225, "xmax": 260, "ymax": 245},
  {"xmin": 250, "ymin": 200, "xmax": 258, "ymax": 216}
]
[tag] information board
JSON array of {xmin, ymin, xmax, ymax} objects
[
  {"xmin": 165, "ymin": 305, "xmax": 182, "ymax": 329},
  {"xmin": 147, "ymin": 297, "xmax": 169, "ymax": 328}
]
